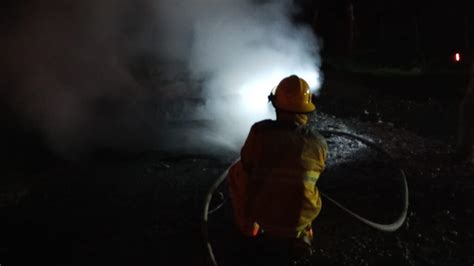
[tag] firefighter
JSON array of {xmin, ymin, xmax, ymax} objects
[
  {"xmin": 455, "ymin": 62, "xmax": 474, "ymax": 162},
  {"xmin": 228, "ymin": 75, "xmax": 328, "ymax": 257}
]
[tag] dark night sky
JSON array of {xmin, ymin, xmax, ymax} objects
[
  {"xmin": 300, "ymin": 0, "xmax": 473, "ymax": 57},
  {"xmin": 1, "ymin": 0, "xmax": 473, "ymax": 56}
]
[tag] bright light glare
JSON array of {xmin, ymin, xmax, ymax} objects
[{"xmin": 455, "ymin": 52, "xmax": 461, "ymax": 62}]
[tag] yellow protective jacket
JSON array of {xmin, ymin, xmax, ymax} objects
[{"xmin": 228, "ymin": 119, "xmax": 328, "ymax": 238}]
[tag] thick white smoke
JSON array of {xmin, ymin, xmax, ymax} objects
[
  {"xmin": 1, "ymin": 0, "xmax": 322, "ymax": 157},
  {"xmin": 154, "ymin": 0, "xmax": 322, "ymax": 151},
  {"xmin": 1, "ymin": 0, "xmax": 151, "ymax": 157}
]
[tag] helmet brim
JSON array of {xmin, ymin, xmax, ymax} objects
[{"xmin": 275, "ymin": 102, "xmax": 316, "ymax": 113}]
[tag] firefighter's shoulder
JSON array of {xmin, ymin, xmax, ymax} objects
[
  {"xmin": 305, "ymin": 127, "xmax": 328, "ymax": 148},
  {"xmin": 249, "ymin": 119, "xmax": 275, "ymax": 131},
  {"xmin": 298, "ymin": 125, "xmax": 324, "ymax": 139}
]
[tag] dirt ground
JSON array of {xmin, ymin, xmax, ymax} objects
[{"xmin": 0, "ymin": 68, "xmax": 473, "ymax": 265}]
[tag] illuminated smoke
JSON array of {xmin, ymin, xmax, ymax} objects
[
  {"xmin": 1, "ymin": 0, "xmax": 149, "ymax": 157},
  {"xmin": 1, "ymin": 0, "xmax": 322, "ymax": 156},
  {"xmin": 155, "ymin": 0, "xmax": 323, "ymax": 151}
]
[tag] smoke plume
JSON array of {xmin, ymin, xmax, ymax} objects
[
  {"xmin": 153, "ymin": 0, "xmax": 322, "ymax": 152},
  {"xmin": 1, "ymin": 0, "xmax": 322, "ymax": 157}
]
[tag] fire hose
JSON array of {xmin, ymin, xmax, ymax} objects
[{"xmin": 202, "ymin": 130, "xmax": 409, "ymax": 266}]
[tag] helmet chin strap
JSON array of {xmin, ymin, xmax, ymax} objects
[{"xmin": 267, "ymin": 93, "xmax": 276, "ymax": 105}]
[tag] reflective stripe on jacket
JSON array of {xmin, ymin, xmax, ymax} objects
[{"xmin": 228, "ymin": 119, "xmax": 328, "ymax": 237}]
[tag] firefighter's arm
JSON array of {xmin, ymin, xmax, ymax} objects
[
  {"xmin": 228, "ymin": 125, "xmax": 261, "ymax": 236},
  {"xmin": 311, "ymin": 132, "xmax": 329, "ymax": 171},
  {"xmin": 240, "ymin": 124, "xmax": 259, "ymax": 174}
]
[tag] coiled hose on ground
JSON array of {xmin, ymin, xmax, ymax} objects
[{"xmin": 202, "ymin": 130, "xmax": 409, "ymax": 266}]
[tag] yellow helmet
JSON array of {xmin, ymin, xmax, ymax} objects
[{"xmin": 269, "ymin": 75, "xmax": 315, "ymax": 113}]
